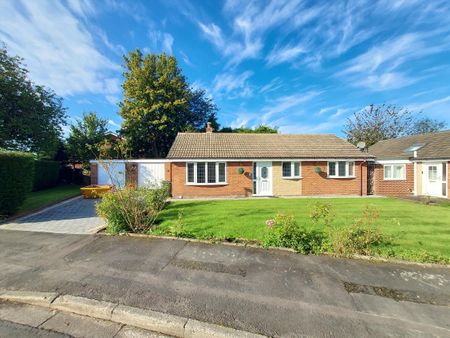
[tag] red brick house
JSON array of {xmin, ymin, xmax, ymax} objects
[
  {"xmin": 369, "ymin": 130, "xmax": 450, "ymax": 199},
  {"xmin": 164, "ymin": 128, "xmax": 374, "ymax": 198}
]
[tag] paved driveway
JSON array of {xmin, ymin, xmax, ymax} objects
[{"xmin": 0, "ymin": 197, "xmax": 104, "ymax": 234}]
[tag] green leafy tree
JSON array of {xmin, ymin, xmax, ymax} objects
[
  {"xmin": 0, "ymin": 44, "xmax": 66, "ymax": 156},
  {"xmin": 344, "ymin": 104, "xmax": 447, "ymax": 147},
  {"xmin": 66, "ymin": 112, "xmax": 108, "ymax": 168},
  {"xmin": 220, "ymin": 124, "xmax": 278, "ymax": 133},
  {"xmin": 119, "ymin": 50, "xmax": 217, "ymax": 157},
  {"xmin": 409, "ymin": 117, "xmax": 446, "ymax": 135}
]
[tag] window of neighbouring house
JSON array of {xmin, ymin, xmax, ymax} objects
[
  {"xmin": 186, "ymin": 162, "xmax": 227, "ymax": 184},
  {"xmin": 282, "ymin": 162, "xmax": 301, "ymax": 178},
  {"xmin": 328, "ymin": 161, "xmax": 355, "ymax": 178},
  {"xmin": 384, "ymin": 164, "xmax": 406, "ymax": 180}
]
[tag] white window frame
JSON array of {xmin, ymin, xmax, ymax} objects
[
  {"xmin": 383, "ymin": 164, "xmax": 406, "ymax": 181},
  {"xmin": 186, "ymin": 162, "xmax": 227, "ymax": 185},
  {"xmin": 282, "ymin": 161, "xmax": 302, "ymax": 179},
  {"xmin": 327, "ymin": 161, "xmax": 355, "ymax": 178}
]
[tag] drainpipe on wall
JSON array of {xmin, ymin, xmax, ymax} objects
[
  {"xmin": 360, "ymin": 161, "xmax": 364, "ymax": 196},
  {"xmin": 413, "ymin": 151, "xmax": 418, "ymax": 196}
]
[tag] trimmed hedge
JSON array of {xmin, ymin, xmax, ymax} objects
[
  {"xmin": 0, "ymin": 150, "xmax": 35, "ymax": 217},
  {"xmin": 33, "ymin": 160, "xmax": 60, "ymax": 191}
]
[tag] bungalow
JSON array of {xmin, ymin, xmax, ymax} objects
[
  {"xmin": 369, "ymin": 130, "xmax": 450, "ymax": 199},
  {"xmin": 164, "ymin": 124, "xmax": 374, "ymax": 198}
]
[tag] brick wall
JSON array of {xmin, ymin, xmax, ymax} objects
[
  {"xmin": 170, "ymin": 161, "xmax": 253, "ymax": 198},
  {"xmin": 373, "ymin": 163, "xmax": 414, "ymax": 196},
  {"xmin": 90, "ymin": 163, "xmax": 98, "ymax": 185},
  {"xmin": 301, "ymin": 161, "xmax": 367, "ymax": 196}
]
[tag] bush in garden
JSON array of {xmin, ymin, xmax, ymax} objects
[
  {"xmin": 96, "ymin": 181, "xmax": 171, "ymax": 234},
  {"xmin": 263, "ymin": 213, "xmax": 325, "ymax": 254},
  {"xmin": 33, "ymin": 160, "xmax": 60, "ymax": 191},
  {"xmin": 329, "ymin": 205, "xmax": 390, "ymax": 256},
  {"xmin": 0, "ymin": 150, "xmax": 34, "ymax": 217},
  {"xmin": 309, "ymin": 201, "xmax": 335, "ymax": 226}
]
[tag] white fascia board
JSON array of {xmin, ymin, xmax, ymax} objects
[
  {"xmin": 375, "ymin": 159, "xmax": 412, "ymax": 164},
  {"xmin": 168, "ymin": 158, "xmax": 371, "ymax": 162},
  {"xmin": 90, "ymin": 159, "xmax": 168, "ymax": 164}
]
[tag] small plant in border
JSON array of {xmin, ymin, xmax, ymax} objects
[{"xmin": 263, "ymin": 213, "xmax": 325, "ymax": 254}]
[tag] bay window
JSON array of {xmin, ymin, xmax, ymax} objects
[
  {"xmin": 328, "ymin": 161, "xmax": 355, "ymax": 178},
  {"xmin": 384, "ymin": 164, "xmax": 405, "ymax": 180},
  {"xmin": 186, "ymin": 162, "xmax": 227, "ymax": 184},
  {"xmin": 282, "ymin": 161, "xmax": 301, "ymax": 178}
]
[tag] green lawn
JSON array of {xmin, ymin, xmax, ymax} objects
[
  {"xmin": 156, "ymin": 197, "xmax": 450, "ymax": 261},
  {"xmin": 17, "ymin": 184, "xmax": 81, "ymax": 215}
]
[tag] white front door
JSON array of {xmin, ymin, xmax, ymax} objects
[
  {"xmin": 423, "ymin": 162, "xmax": 447, "ymax": 197},
  {"xmin": 253, "ymin": 162, "xmax": 272, "ymax": 196}
]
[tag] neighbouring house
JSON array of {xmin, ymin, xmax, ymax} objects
[{"xmin": 369, "ymin": 130, "xmax": 450, "ymax": 199}]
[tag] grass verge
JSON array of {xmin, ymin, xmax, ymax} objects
[{"xmin": 16, "ymin": 184, "xmax": 81, "ymax": 216}]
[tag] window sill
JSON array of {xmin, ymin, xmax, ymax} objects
[
  {"xmin": 282, "ymin": 176, "xmax": 302, "ymax": 180},
  {"xmin": 185, "ymin": 183, "xmax": 228, "ymax": 186},
  {"xmin": 327, "ymin": 176, "xmax": 356, "ymax": 179},
  {"xmin": 383, "ymin": 178, "xmax": 406, "ymax": 181}
]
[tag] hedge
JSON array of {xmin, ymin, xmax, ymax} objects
[
  {"xmin": 33, "ymin": 160, "xmax": 60, "ymax": 191},
  {"xmin": 0, "ymin": 150, "xmax": 35, "ymax": 217}
]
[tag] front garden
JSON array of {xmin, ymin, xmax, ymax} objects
[{"xmin": 97, "ymin": 187, "xmax": 450, "ymax": 264}]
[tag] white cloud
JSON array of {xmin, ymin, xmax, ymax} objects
[
  {"xmin": 148, "ymin": 30, "xmax": 174, "ymax": 54},
  {"xmin": 266, "ymin": 45, "xmax": 307, "ymax": 66},
  {"xmin": 337, "ymin": 32, "xmax": 449, "ymax": 90},
  {"xmin": 0, "ymin": 0, "xmax": 120, "ymax": 97},
  {"xmin": 105, "ymin": 95, "xmax": 120, "ymax": 105},
  {"xmin": 212, "ymin": 71, "xmax": 254, "ymax": 98},
  {"xmin": 409, "ymin": 95, "xmax": 450, "ymax": 112},
  {"xmin": 261, "ymin": 91, "xmax": 321, "ymax": 123},
  {"xmin": 259, "ymin": 77, "xmax": 283, "ymax": 94},
  {"xmin": 108, "ymin": 119, "xmax": 121, "ymax": 129},
  {"xmin": 67, "ymin": 0, "xmax": 96, "ymax": 18}
]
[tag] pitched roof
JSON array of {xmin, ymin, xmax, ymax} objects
[
  {"xmin": 166, "ymin": 133, "xmax": 373, "ymax": 159},
  {"xmin": 369, "ymin": 130, "xmax": 450, "ymax": 160}
]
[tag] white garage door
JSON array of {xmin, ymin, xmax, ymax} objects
[
  {"xmin": 138, "ymin": 162, "xmax": 165, "ymax": 188},
  {"xmin": 98, "ymin": 162, "xmax": 126, "ymax": 188}
]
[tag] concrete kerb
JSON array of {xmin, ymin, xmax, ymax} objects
[{"xmin": 0, "ymin": 290, "xmax": 266, "ymax": 338}]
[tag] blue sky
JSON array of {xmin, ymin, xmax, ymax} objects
[{"xmin": 1, "ymin": 0, "xmax": 450, "ymax": 137}]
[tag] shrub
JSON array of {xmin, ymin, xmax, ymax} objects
[
  {"xmin": 96, "ymin": 181, "xmax": 170, "ymax": 234},
  {"xmin": 263, "ymin": 213, "xmax": 325, "ymax": 254},
  {"xmin": 309, "ymin": 202, "xmax": 335, "ymax": 226},
  {"xmin": 0, "ymin": 150, "xmax": 35, "ymax": 217},
  {"xmin": 329, "ymin": 205, "xmax": 390, "ymax": 256},
  {"xmin": 33, "ymin": 160, "xmax": 60, "ymax": 191}
]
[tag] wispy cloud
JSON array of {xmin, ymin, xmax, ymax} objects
[
  {"xmin": 108, "ymin": 119, "xmax": 121, "ymax": 129},
  {"xmin": 261, "ymin": 91, "xmax": 321, "ymax": 123},
  {"xmin": 337, "ymin": 32, "xmax": 449, "ymax": 90},
  {"xmin": 0, "ymin": 0, "xmax": 120, "ymax": 97},
  {"xmin": 259, "ymin": 77, "xmax": 284, "ymax": 94},
  {"xmin": 148, "ymin": 30, "xmax": 174, "ymax": 54},
  {"xmin": 409, "ymin": 95, "xmax": 450, "ymax": 112},
  {"xmin": 212, "ymin": 70, "xmax": 254, "ymax": 98}
]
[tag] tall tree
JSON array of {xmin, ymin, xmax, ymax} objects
[
  {"xmin": 66, "ymin": 112, "xmax": 108, "ymax": 168},
  {"xmin": 409, "ymin": 117, "xmax": 446, "ymax": 135},
  {"xmin": 0, "ymin": 44, "xmax": 66, "ymax": 156},
  {"xmin": 220, "ymin": 124, "xmax": 278, "ymax": 133},
  {"xmin": 119, "ymin": 50, "xmax": 217, "ymax": 157}
]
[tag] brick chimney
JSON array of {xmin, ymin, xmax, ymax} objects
[{"xmin": 206, "ymin": 121, "xmax": 214, "ymax": 133}]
